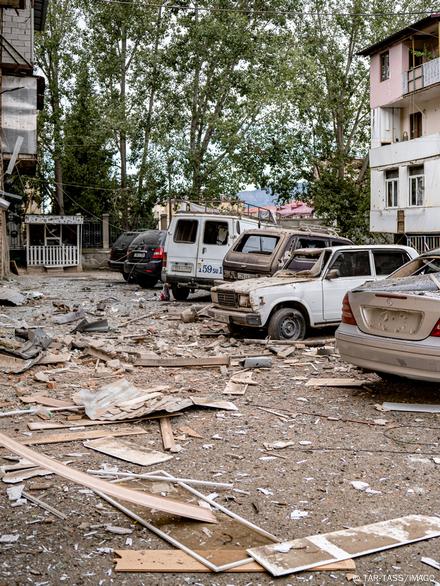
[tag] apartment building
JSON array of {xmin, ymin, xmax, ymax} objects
[{"xmin": 360, "ymin": 14, "xmax": 440, "ymax": 252}]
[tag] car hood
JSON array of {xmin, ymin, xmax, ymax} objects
[
  {"xmin": 214, "ymin": 275, "xmax": 317, "ymax": 294},
  {"xmin": 352, "ymin": 274, "xmax": 439, "ymax": 294}
]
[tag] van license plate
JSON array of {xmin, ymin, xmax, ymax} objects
[
  {"xmin": 133, "ymin": 252, "xmax": 145, "ymax": 258},
  {"xmin": 237, "ymin": 272, "xmax": 259, "ymax": 279},
  {"xmin": 173, "ymin": 263, "xmax": 192, "ymax": 273}
]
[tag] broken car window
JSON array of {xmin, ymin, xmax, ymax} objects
[
  {"xmin": 327, "ymin": 251, "xmax": 371, "ymax": 278},
  {"xmin": 390, "ymin": 255, "xmax": 440, "ymax": 278}
]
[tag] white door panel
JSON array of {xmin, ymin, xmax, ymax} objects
[{"xmin": 196, "ymin": 219, "xmax": 232, "ymax": 279}]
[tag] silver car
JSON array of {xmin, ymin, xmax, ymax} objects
[{"xmin": 336, "ymin": 249, "xmax": 440, "ymax": 382}]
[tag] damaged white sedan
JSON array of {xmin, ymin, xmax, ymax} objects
[
  {"xmin": 209, "ymin": 245, "xmax": 417, "ymax": 340},
  {"xmin": 336, "ymin": 249, "xmax": 440, "ymax": 382}
]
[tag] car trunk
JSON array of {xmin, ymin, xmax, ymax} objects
[{"xmin": 351, "ymin": 283, "xmax": 440, "ymax": 341}]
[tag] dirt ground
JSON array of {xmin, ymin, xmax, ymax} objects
[{"xmin": 0, "ymin": 271, "xmax": 439, "ymax": 586}]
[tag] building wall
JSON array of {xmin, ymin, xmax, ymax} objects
[
  {"xmin": 370, "ymin": 43, "xmax": 409, "ymax": 109},
  {"xmin": 370, "ymin": 156, "xmax": 440, "ymax": 233},
  {"xmin": 2, "ymin": 0, "xmax": 34, "ymax": 66}
]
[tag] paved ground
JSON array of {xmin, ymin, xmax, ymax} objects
[{"xmin": 0, "ymin": 271, "xmax": 439, "ymax": 586}]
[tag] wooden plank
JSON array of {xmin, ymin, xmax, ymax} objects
[
  {"xmin": 114, "ymin": 550, "xmax": 356, "ymax": 573},
  {"xmin": 136, "ymin": 356, "xmax": 230, "ymax": 368},
  {"xmin": 223, "ymin": 380, "xmax": 247, "ymax": 396},
  {"xmin": 16, "ymin": 427, "xmax": 148, "ymax": 446},
  {"xmin": 178, "ymin": 425, "xmax": 203, "ymax": 439},
  {"xmin": 20, "ymin": 395, "xmax": 75, "ymax": 408},
  {"xmin": 0, "ymin": 432, "xmax": 217, "ymax": 524},
  {"xmin": 248, "ymin": 515, "xmax": 440, "ymax": 577},
  {"xmin": 27, "ymin": 413, "xmax": 182, "ymax": 431},
  {"xmin": 305, "ymin": 378, "xmax": 366, "ymax": 388},
  {"xmin": 84, "ymin": 437, "xmax": 173, "ymax": 467},
  {"xmin": 159, "ymin": 417, "xmax": 176, "ymax": 451}
]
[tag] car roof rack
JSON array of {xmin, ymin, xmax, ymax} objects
[
  {"xmin": 294, "ymin": 222, "xmax": 339, "ymax": 236},
  {"xmin": 172, "ymin": 199, "xmax": 277, "ymax": 225}
]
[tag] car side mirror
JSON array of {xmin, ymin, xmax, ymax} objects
[{"xmin": 326, "ymin": 268, "xmax": 341, "ymax": 280}]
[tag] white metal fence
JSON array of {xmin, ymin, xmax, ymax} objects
[
  {"xmin": 406, "ymin": 235, "xmax": 440, "ymax": 254},
  {"xmin": 27, "ymin": 245, "xmax": 79, "ymax": 267}
]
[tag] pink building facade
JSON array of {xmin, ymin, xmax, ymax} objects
[{"xmin": 360, "ymin": 14, "xmax": 440, "ymax": 252}]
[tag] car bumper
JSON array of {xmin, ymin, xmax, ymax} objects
[
  {"xmin": 208, "ymin": 307, "xmax": 262, "ymax": 327},
  {"xmin": 108, "ymin": 260, "xmax": 125, "ymax": 271},
  {"xmin": 336, "ymin": 323, "xmax": 440, "ymax": 382},
  {"xmin": 124, "ymin": 261, "xmax": 162, "ymax": 278},
  {"xmin": 162, "ymin": 273, "xmax": 224, "ymax": 290}
]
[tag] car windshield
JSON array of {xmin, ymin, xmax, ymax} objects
[
  {"xmin": 389, "ymin": 255, "xmax": 440, "ymax": 278},
  {"xmin": 280, "ymin": 249, "xmax": 331, "ymax": 277}
]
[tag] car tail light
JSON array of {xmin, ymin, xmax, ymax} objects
[
  {"xmin": 341, "ymin": 293, "xmax": 357, "ymax": 325},
  {"xmin": 152, "ymin": 246, "xmax": 164, "ymax": 260},
  {"xmin": 430, "ymin": 319, "xmax": 440, "ymax": 337},
  {"xmin": 162, "ymin": 251, "xmax": 167, "ymax": 267}
]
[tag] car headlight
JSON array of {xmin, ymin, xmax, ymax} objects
[
  {"xmin": 211, "ymin": 291, "xmax": 218, "ymax": 303},
  {"xmin": 238, "ymin": 294, "xmax": 250, "ymax": 308}
]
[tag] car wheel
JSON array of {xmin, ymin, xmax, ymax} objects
[
  {"xmin": 171, "ymin": 285, "xmax": 190, "ymax": 301},
  {"xmin": 376, "ymin": 371, "xmax": 401, "ymax": 382},
  {"xmin": 227, "ymin": 322, "xmax": 243, "ymax": 336},
  {"xmin": 138, "ymin": 278, "xmax": 158, "ymax": 289},
  {"xmin": 268, "ymin": 307, "xmax": 306, "ymax": 341},
  {"xmin": 122, "ymin": 271, "xmax": 130, "ymax": 282}
]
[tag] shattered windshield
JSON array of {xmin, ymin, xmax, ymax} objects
[
  {"xmin": 390, "ymin": 255, "xmax": 440, "ymax": 278},
  {"xmin": 279, "ymin": 249, "xmax": 331, "ymax": 277}
]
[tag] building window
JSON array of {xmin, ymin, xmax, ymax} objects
[
  {"xmin": 410, "ymin": 112, "xmax": 422, "ymax": 139},
  {"xmin": 385, "ymin": 169, "xmax": 398, "ymax": 207},
  {"xmin": 380, "ymin": 51, "xmax": 390, "ymax": 81},
  {"xmin": 409, "ymin": 165, "xmax": 424, "ymax": 206}
]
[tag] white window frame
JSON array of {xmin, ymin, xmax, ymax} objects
[
  {"xmin": 385, "ymin": 170, "xmax": 398, "ymax": 208},
  {"xmin": 409, "ymin": 168, "xmax": 424, "ymax": 207}
]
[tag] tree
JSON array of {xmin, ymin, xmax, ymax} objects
[
  {"xmin": 35, "ymin": 0, "xmax": 80, "ymax": 212},
  {"xmin": 61, "ymin": 58, "xmax": 117, "ymax": 217}
]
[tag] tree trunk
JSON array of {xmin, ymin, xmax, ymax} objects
[{"xmin": 120, "ymin": 23, "xmax": 128, "ymax": 225}]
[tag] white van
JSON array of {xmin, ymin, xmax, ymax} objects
[{"xmin": 163, "ymin": 211, "xmax": 272, "ymax": 300}]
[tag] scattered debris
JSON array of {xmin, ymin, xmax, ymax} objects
[
  {"xmin": 18, "ymin": 427, "xmax": 147, "ymax": 446},
  {"xmin": 0, "ymin": 288, "xmax": 26, "ymax": 306},
  {"xmin": 73, "ymin": 318, "xmax": 110, "ymax": 333},
  {"xmin": 305, "ymin": 378, "xmax": 367, "ymax": 387},
  {"xmin": 136, "ymin": 355, "xmax": 230, "ymax": 368},
  {"xmin": 421, "ymin": 557, "xmax": 440, "ymax": 571},
  {"xmin": 350, "ymin": 481, "xmax": 381, "ymax": 495},
  {"xmin": 240, "ymin": 356, "xmax": 272, "ymax": 369},
  {"xmin": 0, "ymin": 433, "xmax": 217, "ymax": 523}
]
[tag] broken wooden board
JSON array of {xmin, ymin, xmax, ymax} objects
[
  {"xmin": 381, "ymin": 402, "xmax": 440, "ymax": 414},
  {"xmin": 191, "ymin": 397, "xmax": 238, "ymax": 411},
  {"xmin": 305, "ymin": 378, "xmax": 366, "ymax": 388},
  {"xmin": 0, "ymin": 353, "xmax": 41, "ymax": 374},
  {"xmin": 16, "ymin": 427, "xmax": 147, "ymax": 446},
  {"xmin": 136, "ymin": 356, "xmax": 230, "ymax": 368},
  {"xmin": 114, "ymin": 550, "xmax": 356, "ymax": 573},
  {"xmin": 223, "ymin": 380, "xmax": 248, "ymax": 396},
  {"xmin": 0, "ymin": 432, "xmax": 217, "ymax": 524},
  {"xmin": 159, "ymin": 417, "xmax": 176, "ymax": 451},
  {"xmin": 27, "ymin": 413, "xmax": 182, "ymax": 431},
  {"xmin": 177, "ymin": 425, "xmax": 203, "ymax": 439},
  {"xmin": 38, "ymin": 352, "xmax": 71, "ymax": 365},
  {"xmin": 247, "ymin": 515, "xmax": 440, "ymax": 577},
  {"xmin": 84, "ymin": 437, "xmax": 173, "ymax": 467},
  {"xmin": 20, "ymin": 395, "xmax": 76, "ymax": 409}
]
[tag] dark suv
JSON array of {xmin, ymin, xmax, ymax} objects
[
  {"xmin": 223, "ymin": 227, "xmax": 352, "ymax": 281},
  {"xmin": 109, "ymin": 231, "xmax": 143, "ymax": 276},
  {"xmin": 123, "ymin": 230, "xmax": 167, "ymax": 288}
]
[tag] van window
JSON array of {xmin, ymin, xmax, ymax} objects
[
  {"xmin": 174, "ymin": 219, "xmax": 198, "ymax": 243},
  {"xmin": 236, "ymin": 234, "xmax": 279, "ymax": 255},
  {"xmin": 373, "ymin": 250, "xmax": 410, "ymax": 276},
  {"xmin": 297, "ymin": 237, "xmax": 326, "ymax": 248},
  {"xmin": 203, "ymin": 221, "xmax": 229, "ymax": 245}
]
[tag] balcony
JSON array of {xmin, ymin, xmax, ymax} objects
[
  {"xmin": 370, "ymin": 132, "xmax": 440, "ymax": 168},
  {"xmin": 402, "ymin": 57, "xmax": 440, "ymax": 94}
]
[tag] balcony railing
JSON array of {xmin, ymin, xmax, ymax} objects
[{"xmin": 402, "ymin": 57, "xmax": 440, "ymax": 94}]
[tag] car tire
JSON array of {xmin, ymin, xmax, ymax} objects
[
  {"xmin": 376, "ymin": 371, "xmax": 401, "ymax": 382},
  {"xmin": 171, "ymin": 285, "xmax": 190, "ymax": 301},
  {"xmin": 268, "ymin": 307, "xmax": 307, "ymax": 341},
  {"xmin": 138, "ymin": 277, "xmax": 158, "ymax": 289},
  {"xmin": 122, "ymin": 270, "xmax": 130, "ymax": 282},
  {"xmin": 227, "ymin": 322, "xmax": 243, "ymax": 336}
]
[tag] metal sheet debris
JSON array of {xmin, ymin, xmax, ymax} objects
[{"xmin": 382, "ymin": 402, "xmax": 440, "ymax": 414}]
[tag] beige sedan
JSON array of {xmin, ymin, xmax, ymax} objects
[{"xmin": 336, "ymin": 250, "xmax": 440, "ymax": 382}]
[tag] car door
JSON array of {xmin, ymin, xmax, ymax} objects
[
  {"xmin": 321, "ymin": 250, "xmax": 373, "ymax": 322},
  {"xmin": 168, "ymin": 218, "xmax": 199, "ymax": 278},
  {"xmin": 196, "ymin": 218, "xmax": 232, "ymax": 280}
]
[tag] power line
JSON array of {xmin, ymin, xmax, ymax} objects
[{"xmin": 94, "ymin": 0, "xmax": 440, "ymax": 19}]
